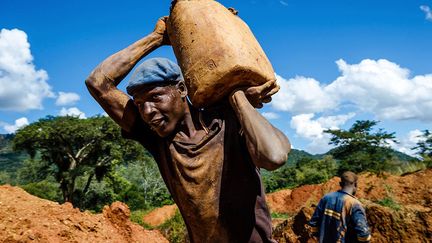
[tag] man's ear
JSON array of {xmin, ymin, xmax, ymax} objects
[{"xmin": 176, "ymin": 80, "xmax": 188, "ymax": 98}]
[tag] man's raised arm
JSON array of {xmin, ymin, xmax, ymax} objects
[
  {"xmin": 85, "ymin": 17, "xmax": 169, "ymax": 132},
  {"xmin": 229, "ymin": 81, "xmax": 291, "ymax": 171}
]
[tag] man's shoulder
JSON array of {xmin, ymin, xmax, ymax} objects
[
  {"xmin": 322, "ymin": 191, "xmax": 342, "ymax": 200},
  {"xmin": 202, "ymin": 102, "xmax": 233, "ymax": 117},
  {"xmin": 322, "ymin": 191, "xmax": 360, "ymax": 204},
  {"xmin": 338, "ymin": 192, "xmax": 363, "ymax": 212},
  {"xmin": 200, "ymin": 102, "xmax": 238, "ymax": 128}
]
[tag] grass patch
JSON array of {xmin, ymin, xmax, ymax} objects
[
  {"xmin": 386, "ymin": 161, "xmax": 426, "ymax": 176},
  {"xmin": 130, "ymin": 209, "xmax": 154, "ymax": 229},
  {"xmin": 157, "ymin": 210, "xmax": 189, "ymax": 243},
  {"xmin": 377, "ymin": 197, "xmax": 401, "ymax": 211},
  {"xmin": 271, "ymin": 212, "xmax": 290, "ymax": 219}
]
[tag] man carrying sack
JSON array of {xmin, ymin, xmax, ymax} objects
[{"xmin": 86, "ymin": 16, "xmax": 290, "ymax": 243}]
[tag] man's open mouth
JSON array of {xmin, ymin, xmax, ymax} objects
[{"xmin": 150, "ymin": 118, "xmax": 164, "ymax": 129}]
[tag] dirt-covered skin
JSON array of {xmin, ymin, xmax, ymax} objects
[
  {"xmin": 267, "ymin": 169, "xmax": 432, "ymax": 243},
  {"xmin": 0, "ymin": 185, "xmax": 168, "ymax": 243}
]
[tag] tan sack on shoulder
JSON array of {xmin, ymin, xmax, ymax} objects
[{"xmin": 168, "ymin": 0, "xmax": 276, "ymax": 107}]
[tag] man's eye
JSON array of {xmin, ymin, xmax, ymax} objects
[{"xmin": 152, "ymin": 94, "xmax": 161, "ymax": 100}]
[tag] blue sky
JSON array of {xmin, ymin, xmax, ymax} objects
[{"xmin": 1, "ymin": 0, "xmax": 431, "ymax": 155}]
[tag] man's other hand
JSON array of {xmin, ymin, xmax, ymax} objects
[
  {"xmin": 153, "ymin": 16, "xmax": 170, "ymax": 46},
  {"xmin": 244, "ymin": 80, "xmax": 280, "ymax": 108}
]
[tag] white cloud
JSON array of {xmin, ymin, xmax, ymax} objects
[
  {"xmin": 272, "ymin": 74, "xmax": 337, "ymax": 114},
  {"xmin": 389, "ymin": 129, "xmax": 425, "ymax": 156},
  {"xmin": 290, "ymin": 113, "xmax": 355, "ymax": 154},
  {"xmin": 0, "ymin": 29, "xmax": 54, "ymax": 111},
  {"xmin": 420, "ymin": 5, "xmax": 432, "ymax": 21},
  {"xmin": 279, "ymin": 0, "xmax": 288, "ymax": 6},
  {"xmin": 327, "ymin": 59, "xmax": 432, "ymax": 121},
  {"xmin": 261, "ymin": 111, "xmax": 280, "ymax": 120},
  {"xmin": 59, "ymin": 107, "xmax": 86, "ymax": 119},
  {"xmin": 272, "ymin": 59, "xmax": 432, "ymax": 122},
  {"xmin": 3, "ymin": 117, "xmax": 29, "ymax": 133},
  {"xmin": 55, "ymin": 92, "xmax": 80, "ymax": 106},
  {"xmin": 291, "ymin": 114, "xmax": 325, "ymax": 140}
]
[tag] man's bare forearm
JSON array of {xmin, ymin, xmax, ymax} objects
[
  {"xmin": 85, "ymin": 26, "xmax": 165, "ymax": 131},
  {"xmin": 87, "ymin": 33, "xmax": 163, "ymax": 88},
  {"xmin": 230, "ymin": 90, "xmax": 291, "ymax": 171}
]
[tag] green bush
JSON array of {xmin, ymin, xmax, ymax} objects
[
  {"xmin": 76, "ymin": 178, "xmax": 119, "ymax": 212},
  {"xmin": 0, "ymin": 171, "xmax": 12, "ymax": 185},
  {"xmin": 377, "ymin": 197, "xmax": 401, "ymax": 211},
  {"xmin": 158, "ymin": 210, "xmax": 189, "ymax": 243},
  {"xmin": 376, "ymin": 184, "xmax": 401, "ymax": 211},
  {"xmin": 117, "ymin": 160, "xmax": 173, "ymax": 210},
  {"xmin": 130, "ymin": 209, "xmax": 154, "ymax": 229},
  {"xmin": 271, "ymin": 212, "xmax": 290, "ymax": 220},
  {"xmin": 263, "ymin": 156, "xmax": 338, "ymax": 192},
  {"xmin": 21, "ymin": 179, "xmax": 62, "ymax": 202},
  {"xmin": 386, "ymin": 161, "xmax": 426, "ymax": 175},
  {"xmin": 16, "ymin": 159, "xmax": 55, "ymax": 185}
]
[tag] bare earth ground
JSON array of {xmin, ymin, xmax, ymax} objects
[
  {"xmin": 1, "ymin": 169, "xmax": 431, "ymax": 242},
  {"xmin": 0, "ymin": 185, "xmax": 168, "ymax": 243},
  {"xmin": 142, "ymin": 205, "xmax": 178, "ymax": 228},
  {"xmin": 267, "ymin": 169, "xmax": 432, "ymax": 243}
]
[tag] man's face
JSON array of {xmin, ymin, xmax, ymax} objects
[{"xmin": 133, "ymin": 83, "xmax": 185, "ymax": 137}]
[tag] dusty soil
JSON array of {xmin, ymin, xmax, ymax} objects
[
  {"xmin": 267, "ymin": 169, "xmax": 432, "ymax": 215},
  {"xmin": 269, "ymin": 169, "xmax": 432, "ymax": 243},
  {"xmin": 2, "ymin": 169, "xmax": 431, "ymax": 242},
  {"xmin": 143, "ymin": 205, "xmax": 178, "ymax": 227},
  {"xmin": 0, "ymin": 185, "xmax": 168, "ymax": 243}
]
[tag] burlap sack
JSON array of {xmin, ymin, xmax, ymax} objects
[{"xmin": 168, "ymin": 0, "xmax": 275, "ymax": 107}]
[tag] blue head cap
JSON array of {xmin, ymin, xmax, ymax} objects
[{"xmin": 126, "ymin": 58, "xmax": 183, "ymax": 96}]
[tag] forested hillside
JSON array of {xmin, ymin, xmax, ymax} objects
[{"xmin": 0, "ymin": 134, "xmax": 27, "ymax": 173}]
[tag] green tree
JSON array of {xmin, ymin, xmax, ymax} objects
[
  {"xmin": 16, "ymin": 159, "xmax": 55, "ymax": 185},
  {"xmin": 413, "ymin": 130, "xmax": 432, "ymax": 167},
  {"xmin": 325, "ymin": 120, "xmax": 397, "ymax": 174},
  {"xmin": 262, "ymin": 155, "xmax": 338, "ymax": 192},
  {"xmin": 118, "ymin": 159, "xmax": 173, "ymax": 209},
  {"xmin": 13, "ymin": 116, "xmax": 143, "ymax": 206},
  {"xmin": 295, "ymin": 155, "xmax": 338, "ymax": 185},
  {"xmin": 0, "ymin": 171, "xmax": 12, "ymax": 185},
  {"xmin": 21, "ymin": 179, "xmax": 63, "ymax": 202}
]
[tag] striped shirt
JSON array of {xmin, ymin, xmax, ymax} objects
[{"xmin": 308, "ymin": 190, "xmax": 371, "ymax": 243}]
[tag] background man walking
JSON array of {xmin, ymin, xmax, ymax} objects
[{"xmin": 308, "ymin": 171, "xmax": 371, "ymax": 243}]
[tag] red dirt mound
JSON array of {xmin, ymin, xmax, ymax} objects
[
  {"xmin": 267, "ymin": 169, "xmax": 432, "ymax": 215},
  {"xmin": 143, "ymin": 204, "xmax": 178, "ymax": 227},
  {"xmin": 269, "ymin": 169, "xmax": 432, "ymax": 243},
  {"xmin": 273, "ymin": 201, "xmax": 432, "ymax": 243},
  {"xmin": 0, "ymin": 185, "xmax": 168, "ymax": 243}
]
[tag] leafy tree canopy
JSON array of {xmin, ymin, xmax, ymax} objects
[
  {"xmin": 13, "ymin": 116, "xmax": 143, "ymax": 206},
  {"xmin": 413, "ymin": 130, "xmax": 432, "ymax": 167},
  {"xmin": 263, "ymin": 154, "xmax": 338, "ymax": 192},
  {"xmin": 325, "ymin": 120, "xmax": 397, "ymax": 174}
]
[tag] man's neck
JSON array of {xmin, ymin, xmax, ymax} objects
[
  {"xmin": 341, "ymin": 187, "xmax": 355, "ymax": 195},
  {"xmin": 175, "ymin": 103, "xmax": 208, "ymax": 143}
]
